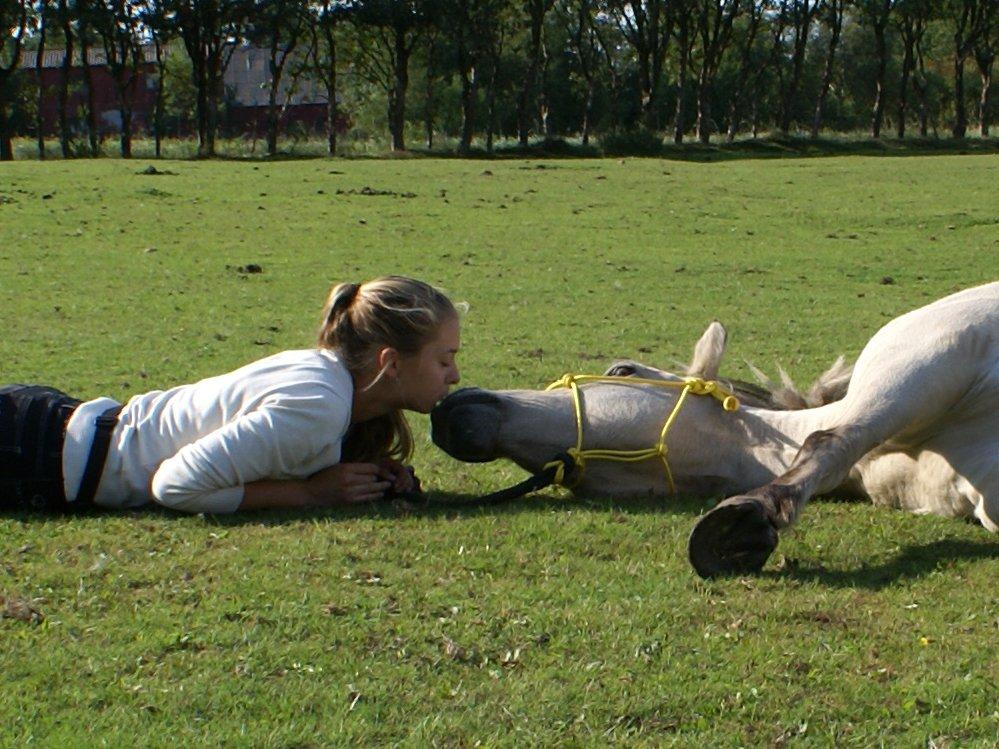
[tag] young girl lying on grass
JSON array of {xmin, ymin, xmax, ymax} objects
[{"xmin": 1, "ymin": 276, "xmax": 461, "ymax": 513}]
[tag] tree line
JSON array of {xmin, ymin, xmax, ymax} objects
[{"xmin": 0, "ymin": 0, "xmax": 996, "ymax": 160}]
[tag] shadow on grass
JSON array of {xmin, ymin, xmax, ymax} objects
[
  {"xmin": 229, "ymin": 136, "xmax": 999, "ymax": 163},
  {"xmin": 0, "ymin": 487, "xmax": 711, "ymax": 526},
  {"xmin": 769, "ymin": 536, "xmax": 999, "ymax": 590},
  {"xmin": 114, "ymin": 134, "xmax": 999, "ymax": 163}
]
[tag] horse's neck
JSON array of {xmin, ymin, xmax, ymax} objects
[{"xmin": 729, "ymin": 402, "xmax": 846, "ymax": 482}]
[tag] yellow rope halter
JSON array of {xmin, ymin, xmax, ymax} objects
[{"xmin": 541, "ymin": 374, "xmax": 741, "ymax": 493}]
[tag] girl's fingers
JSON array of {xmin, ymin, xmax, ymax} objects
[
  {"xmin": 344, "ymin": 470, "xmax": 386, "ymax": 487},
  {"xmin": 347, "ymin": 480, "xmax": 391, "ymax": 498},
  {"xmin": 346, "ymin": 486, "xmax": 391, "ymax": 503}
]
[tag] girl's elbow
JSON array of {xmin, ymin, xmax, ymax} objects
[{"xmin": 150, "ymin": 473, "xmax": 240, "ymax": 514}]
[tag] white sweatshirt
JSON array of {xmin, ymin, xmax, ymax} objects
[{"xmin": 61, "ymin": 349, "xmax": 353, "ymax": 513}]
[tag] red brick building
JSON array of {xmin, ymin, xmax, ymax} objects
[{"xmin": 20, "ymin": 45, "xmax": 333, "ymax": 138}]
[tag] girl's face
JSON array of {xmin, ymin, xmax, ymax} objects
[{"xmin": 397, "ymin": 315, "xmax": 461, "ymax": 413}]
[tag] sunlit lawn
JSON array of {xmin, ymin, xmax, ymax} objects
[{"xmin": 1, "ymin": 153, "xmax": 997, "ymax": 746}]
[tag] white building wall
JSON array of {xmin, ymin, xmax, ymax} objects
[{"xmin": 224, "ymin": 46, "xmax": 325, "ymax": 107}]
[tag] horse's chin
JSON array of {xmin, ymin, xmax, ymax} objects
[{"xmin": 430, "ymin": 388, "xmax": 503, "ymax": 463}]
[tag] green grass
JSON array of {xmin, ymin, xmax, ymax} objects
[{"xmin": 1, "ymin": 155, "xmax": 997, "ymax": 747}]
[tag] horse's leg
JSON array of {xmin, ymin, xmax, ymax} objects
[
  {"xmin": 688, "ymin": 425, "xmax": 872, "ymax": 577},
  {"xmin": 687, "ymin": 295, "xmax": 993, "ymax": 578}
]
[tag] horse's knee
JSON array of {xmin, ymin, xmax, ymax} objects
[{"xmin": 795, "ymin": 428, "xmax": 849, "ymax": 461}]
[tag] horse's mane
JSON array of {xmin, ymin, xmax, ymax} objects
[
  {"xmin": 686, "ymin": 356, "xmax": 853, "ymax": 411},
  {"xmin": 743, "ymin": 356, "xmax": 853, "ymax": 410}
]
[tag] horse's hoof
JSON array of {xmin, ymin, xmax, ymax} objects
[{"xmin": 687, "ymin": 496, "xmax": 779, "ymax": 578}]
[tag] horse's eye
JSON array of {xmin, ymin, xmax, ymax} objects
[{"xmin": 606, "ymin": 363, "xmax": 636, "ymax": 377}]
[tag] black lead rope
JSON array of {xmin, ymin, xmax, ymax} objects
[
  {"xmin": 468, "ymin": 452, "xmax": 575, "ymax": 506},
  {"xmin": 390, "ymin": 453, "xmax": 576, "ymax": 510}
]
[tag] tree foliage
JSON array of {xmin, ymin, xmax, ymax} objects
[{"xmin": 2, "ymin": 0, "xmax": 997, "ymax": 158}]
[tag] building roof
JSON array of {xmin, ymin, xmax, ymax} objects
[{"xmin": 20, "ymin": 45, "xmax": 163, "ymax": 69}]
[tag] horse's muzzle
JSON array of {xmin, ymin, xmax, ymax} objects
[{"xmin": 430, "ymin": 388, "xmax": 502, "ymax": 462}]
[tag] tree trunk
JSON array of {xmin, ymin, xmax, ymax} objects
[
  {"xmin": 79, "ymin": 35, "xmax": 100, "ymax": 156},
  {"xmin": 811, "ymin": 3, "xmax": 843, "ymax": 139},
  {"xmin": 485, "ymin": 60, "xmax": 497, "ymax": 152},
  {"xmin": 637, "ymin": 43, "xmax": 653, "ymax": 130},
  {"xmin": 154, "ymin": 41, "xmax": 165, "ymax": 157},
  {"xmin": 980, "ymin": 63, "xmax": 993, "ymax": 137},
  {"xmin": 266, "ymin": 35, "xmax": 297, "ymax": 157},
  {"xmin": 327, "ymin": 74, "xmax": 338, "ymax": 156},
  {"xmin": 424, "ymin": 74, "xmax": 434, "ymax": 149},
  {"xmin": 199, "ymin": 51, "xmax": 224, "ymax": 158},
  {"xmin": 517, "ymin": 13, "xmax": 544, "ymax": 146},
  {"xmin": 458, "ymin": 64, "xmax": 477, "ymax": 154},
  {"xmin": 266, "ymin": 81, "xmax": 281, "ymax": 156},
  {"xmin": 424, "ymin": 37, "xmax": 436, "ymax": 150},
  {"xmin": 195, "ymin": 61, "xmax": 209, "ymax": 156},
  {"xmin": 976, "ymin": 50, "xmax": 993, "ymax": 137},
  {"xmin": 673, "ymin": 15, "xmax": 689, "ymax": 144},
  {"xmin": 780, "ymin": 55, "xmax": 806, "ymax": 132},
  {"xmin": 952, "ymin": 55, "xmax": 967, "ymax": 138},
  {"xmin": 328, "ymin": 52, "xmax": 338, "ymax": 156},
  {"xmin": 313, "ymin": 14, "xmax": 338, "ymax": 157},
  {"xmin": 540, "ymin": 40, "xmax": 553, "ymax": 139},
  {"xmin": 694, "ymin": 1, "xmax": 739, "ymax": 145},
  {"xmin": 581, "ymin": 77, "xmax": 594, "ymax": 145},
  {"xmin": 725, "ymin": 99, "xmax": 739, "ymax": 142},
  {"xmin": 265, "ymin": 81, "xmax": 281, "ymax": 156},
  {"xmin": 913, "ymin": 75, "xmax": 929, "ymax": 136},
  {"xmin": 871, "ymin": 22, "xmax": 888, "ymax": 138},
  {"xmin": 897, "ymin": 32, "xmax": 914, "ymax": 138},
  {"xmin": 36, "ymin": 1, "xmax": 48, "ymax": 158},
  {"xmin": 206, "ymin": 66, "xmax": 220, "ymax": 156},
  {"xmin": 779, "ymin": 2, "xmax": 815, "ymax": 135},
  {"xmin": 120, "ymin": 103, "xmax": 132, "ymax": 157},
  {"xmin": 726, "ymin": 12, "xmax": 762, "ymax": 143},
  {"xmin": 59, "ymin": 0, "xmax": 74, "ymax": 158},
  {"xmin": 696, "ymin": 73, "xmax": 712, "ymax": 143},
  {"xmin": 0, "ymin": 97, "xmax": 11, "ymax": 161},
  {"xmin": 390, "ymin": 28, "xmax": 410, "ymax": 151},
  {"xmin": 913, "ymin": 23, "xmax": 930, "ymax": 137}
]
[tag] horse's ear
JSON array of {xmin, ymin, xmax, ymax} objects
[{"xmin": 688, "ymin": 321, "xmax": 727, "ymax": 380}]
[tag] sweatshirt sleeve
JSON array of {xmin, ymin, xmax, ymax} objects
[{"xmin": 149, "ymin": 391, "xmax": 350, "ymax": 513}]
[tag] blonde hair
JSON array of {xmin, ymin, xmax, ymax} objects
[{"xmin": 319, "ymin": 276, "xmax": 458, "ymax": 462}]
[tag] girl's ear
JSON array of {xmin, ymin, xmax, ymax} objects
[{"xmin": 376, "ymin": 346, "xmax": 400, "ymax": 380}]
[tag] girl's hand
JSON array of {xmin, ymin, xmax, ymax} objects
[
  {"xmin": 306, "ymin": 463, "xmax": 393, "ymax": 505},
  {"xmin": 377, "ymin": 459, "xmax": 420, "ymax": 495}
]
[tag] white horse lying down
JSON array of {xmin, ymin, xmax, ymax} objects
[{"xmin": 430, "ymin": 282, "xmax": 998, "ymax": 577}]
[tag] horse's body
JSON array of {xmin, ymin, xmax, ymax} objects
[{"xmin": 431, "ymin": 282, "xmax": 999, "ymax": 577}]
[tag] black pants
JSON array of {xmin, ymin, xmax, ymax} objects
[{"xmin": 0, "ymin": 385, "xmax": 81, "ymax": 512}]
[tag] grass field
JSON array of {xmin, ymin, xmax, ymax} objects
[{"xmin": 1, "ymin": 154, "xmax": 997, "ymax": 746}]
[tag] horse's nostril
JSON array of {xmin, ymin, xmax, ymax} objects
[{"xmin": 430, "ymin": 399, "xmax": 501, "ymax": 463}]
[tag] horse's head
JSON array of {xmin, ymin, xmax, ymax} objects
[{"xmin": 430, "ymin": 322, "xmax": 745, "ymax": 497}]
